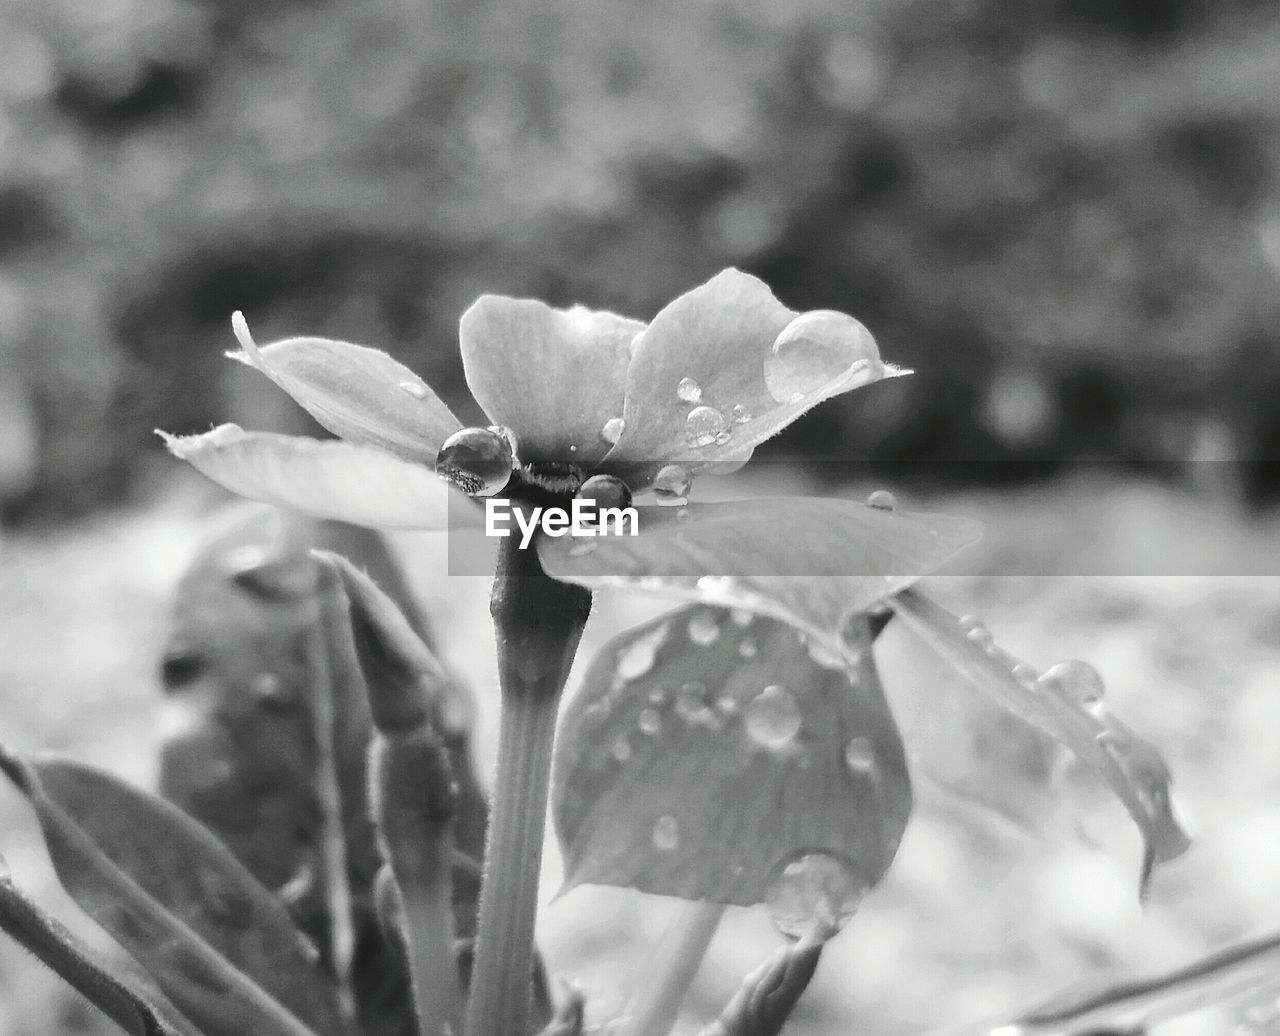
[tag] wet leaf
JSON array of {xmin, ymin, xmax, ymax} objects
[
  {"xmin": 602, "ymin": 269, "xmax": 902, "ymax": 486},
  {"xmin": 888, "ymin": 589, "xmax": 1190, "ymax": 895},
  {"xmin": 229, "ymin": 316, "xmax": 462, "ymax": 464},
  {"xmin": 552, "ymin": 605, "xmax": 911, "ymax": 906},
  {"xmin": 538, "ymin": 498, "xmax": 980, "ymax": 654},
  {"xmin": 0, "ymin": 748, "xmax": 343, "ymax": 1036},
  {"xmin": 160, "ymin": 425, "xmax": 478, "ymax": 530},
  {"xmin": 460, "ymin": 296, "xmax": 643, "ymax": 468},
  {"xmin": 0, "ymin": 867, "xmax": 199, "ymax": 1036}
]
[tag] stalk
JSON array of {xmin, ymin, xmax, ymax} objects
[{"xmin": 621, "ymin": 901, "xmax": 726, "ymax": 1036}]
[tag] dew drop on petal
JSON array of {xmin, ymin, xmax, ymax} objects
[
  {"xmin": 806, "ymin": 639, "xmax": 845, "ymax": 669},
  {"xmin": 676, "ymin": 377, "xmax": 703, "ymax": 403},
  {"xmin": 488, "ymin": 425, "xmax": 519, "ymax": 458},
  {"xmin": 652, "ymin": 815, "xmax": 680, "ymax": 851},
  {"xmin": 653, "ymin": 464, "xmax": 693, "ymax": 505},
  {"xmin": 435, "ymin": 427, "xmax": 515, "ymax": 497},
  {"xmin": 745, "ymin": 685, "xmax": 802, "ymax": 748},
  {"xmin": 675, "ymin": 681, "xmax": 709, "ymax": 720},
  {"xmin": 730, "ymin": 608, "xmax": 754, "ymax": 628},
  {"xmin": 1038, "ymin": 659, "xmax": 1106, "ymax": 710},
  {"xmin": 611, "ymin": 737, "xmax": 632, "ymax": 762},
  {"xmin": 399, "ymin": 380, "xmax": 428, "ymax": 400},
  {"xmin": 687, "ymin": 610, "xmax": 720, "ymax": 646},
  {"xmin": 638, "ymin": 708, "xmax": 663, "ymax": 736},
  {"xmin": 866, "ymin": 489, "xmax": 897, "ymax": 511},
  {"xmin": 730, "ymin": 403, "xmax": 751, "ymax": 424},
  {"xmin": 763, "ymin": 310, "xmax": 882, "ymax": 405},
  {"xmin": 685, "ymin": 406, "xmax": 729, "ymax": 448},
  {"xmin": 1010, "ymin": 662, "xmax": 1038, "ymax": 688},
  {"xmin": 617, "ymin": 632, "xmax": 661, "ymax": 681},
  {"xmin": 695, "ymin": 575, "xmax": 736, "ymax": 598},
  {"xmin": 648, "ymin": 688, "xmax": 669, "ymax": 706},
  {"xmin": 737, "ymin": 636, "xmax": 758, "ymax": 659},
  {"xmin": 576, "ymin": 474, "xmax": 633, "ymax": 511},
  {"xmin": 716, "ymin": 694, "xmax": 741, "ymax": 716},
  {"xmin": 601, "ymin": 417, "xmax": 626, "ymax": 444},
  {"xmin": 765, "ymin": 850, "xmax": 867, "ymax": 941},
  {"xmin": 844, "ymin": 737, "xmax": 876, "ymax": 773}
]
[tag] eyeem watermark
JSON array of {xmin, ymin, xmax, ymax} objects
[{"xmin": 486, "ymin": 498, "xmax": 638, "ymax": 549}]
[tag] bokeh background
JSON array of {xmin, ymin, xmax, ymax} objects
[{"xmin": 3, "ymin": 0, "xmax": 1280, "ymax": 1033}]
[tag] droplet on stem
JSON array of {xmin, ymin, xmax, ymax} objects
[{"xmin": 765, "ymin": 850, "xmax": 867, "ymax": 941}]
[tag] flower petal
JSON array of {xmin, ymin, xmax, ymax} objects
[
  {"xmin": 160, "ymin": 425, "xmax": 478, "ymax": 530},
  {"xmin": 230, "ymin": 314, "xmax": 461, "ymax": 463},
  {"xmin": 537, "ymin": 498, "xmax": 980, "ymax": 651},
  {"xmin": 552, "ymin": 606, "xmax": 909, "ymax": 906},
  {"xmin": 602, "ymin": 270, "xmax": 900, "ymax": 485},
  {"xmin": 459, "ymin": 297, "xmax": 643, "ymax": 467}
]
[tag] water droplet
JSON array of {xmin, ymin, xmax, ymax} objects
[
  {"xmin": 1038, "ymin": 659, "xmax": 1106, "ymax": 710},
  {"xmin": 253, "ymin": 672, "xmax": 294, "ymax": 711},
  {"xmin": 601, "ymin": 417, "xmax": 626, "ymax": 444},
  {"xmin": 844, "ymin": 737, "xmax": 875, "ymax": 773},
  {"xmin": 764, "ymin": 310, "xmax": 882, "ymax": 404},
  {"xmin": 568, "ymin": 444, "xmax": 578, "ymax": 454},
  {"xmin": 730, "ymin": 608, "xmax": 754, "ymax": 627},
  {"xmin": 675, "ymin": 681, "xmax": 708, "ymax": 720},
  {"xmin": 807, "ymin": 639, "xmax": 845, "ymax": 669},
  {"xmin": 638, "ymin": 708, "xmax": 662, "ymax": 736},
  {"xmin": 652, "ymin": 815, "xmax": 680, "ymax": 851},
  {"xmin": 716, "ymin": 694, "xmax": 741, "ymax": 716},
  {"xmin": 617, "ymin": 625, "xmax": 668, "ymax": 681},
  {"xmin": 685, "ymin": 406, "xmax": 729, "ymax": 448},
  {"xmin": 687, "ymin": 610, "xmax": 720, "ymax": 646},
  {"xmin": 567, "ymin": 541, "xmax": 597, "ymax": 557},
  {"xmin": 696, "ymin": 575, "xmax": 735, "ymax": 597},
  {"xmin": 488, "ymin": 425, "xmax": 519, "ymax": 458},
  {"xmin": 676, "ymin": 377, "xmax": 702, "ymax": 403},
  {"xmin": 399, "ymin": 380, "xmax": 428, "ymax": 399},
  {"xmin": 435, "ymin": 427, "xmax": 515, "ymax": 497},
  {"xmin": 765, "ymin": 850, "xmax": 867, "ymax": 941},
  {"xmin": 714, "ymin": 430, "xmax": 732, "ymax": 445},
  {"xmin": 730, "ymin": 403, "xmax": 751, "ymax": 424},
  {"xmin": 576, "ymin": 474, "xmax": 633, "ymax": 511},
  {"xmin": 611, "ymin": 737, "xmax": 632, "ymax": 762},
  {"xmin": 653, "ymin": 464, "xmax": 693, "ymax": 505},
  {"xmin": 963, "ymin": 620, "xmax": 994, "ymax": 650},
  {"xmin": 866, "ymin": 489, "xmax": 897, "ymax": 511},
  {"xmin": 648, "ymin": 688, "xmax": 669, "ymax": 706},
  {"xmin": 1010, "ymin": 662, "xmax": 1038, "ymax": 688},
  {"xmin": 745, "ymin": 685, "xmax": 802, "ymax": 748}
]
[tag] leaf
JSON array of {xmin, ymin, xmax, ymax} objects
[
  {"xmin": 459, "ymin": 296, "xmax": 643, "ymax": 468},
  {"xmin": 230, "ymin": 315, "xmax": 462, "ymax": 464},
  {"xmin": 0, "ymin": 866, "xmax": 199, "ymax": 1036},
  {"xmin": 601, "ymin": 269, "xmax": 903, "ymax": 487},
  {"xmin": 538, "ymin": 498, "xmax": 981, "ymax": 654},
  {"xmin": 160, "ymin": 425, "xmax": 479, "ymax": 530},
  {"xmin": 0, "ymin": 748, "xmax": 344, "ymax": 1036},
  {"xmin": 698, "ymin": 939, "xmax": 824, "ymax": 1036},
  {"xmin": 887, "ymin": 589, "xmax": 1190, "ymax": 895},
  {"xmin": 552, "ymin": 605, "xmax": 911, "ymax": 905}
]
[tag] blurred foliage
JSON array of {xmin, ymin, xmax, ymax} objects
[{"xmin": 1, "ymin": 0, "xmax": 1279, "ymax": 519}]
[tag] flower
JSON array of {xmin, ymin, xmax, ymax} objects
[{"xmin": 161, "ymin": 267, "xmax": 978, "ymax": 649}]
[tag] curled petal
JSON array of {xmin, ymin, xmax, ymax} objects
[
  {"xmin": 160, "ymin": 425, "xmax": 479, "ymax": 530},
  {"xmin": 603, "ymin": 270, "xmax": 900, "ymax": 486},
  {"xmin": 459, "ymin": 297, "xmax": 643, "ymax": 467},
  {"xmin": 230, "ymin": 314, "xmax": 462, "ymax": 463},
  {"xmin": 537, "ymin": 498, "xmax": 980, "ymax": 652}
]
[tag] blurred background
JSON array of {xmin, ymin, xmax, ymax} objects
[{"xmin": 3, "ymin": 0, "xmax": 1280, "ymax": 1033}]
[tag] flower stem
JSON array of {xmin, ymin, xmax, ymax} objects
[
  {"xmin": 621, "ymin": 901, "xmax": 726, "ymax": 1036},
  {"xmin": 466, "ymin": 533, "xmax": 590, "ymax": 1036}
]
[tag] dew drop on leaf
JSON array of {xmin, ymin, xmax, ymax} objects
[
  {"xmin": 844, "ymin": 737, "xmax": 875, "ymax": 774},
  {"xmin": 730, "ymin": 608, "xmax": 754, "ymax": 628},
  {"xmin": 763, "ymin": 310, "xmax": 882, "ymax": 404},
  {"xmin": 676, "ymin": 377, "xmax": 703, "ymax": 403},
  {"xmin": 738, "ymin": 636, "xmax": 758, "ymax": 659},
  {"xmin": 1038, "ymin": 659, "xmax": 1106, "ymax": 710},
  {"xmin": 685, "ymin": 405, "xmax": 730, "ymax": 448},
  {"xmin": 695, "ymin": 575, "xmax": 736, "ymax": 598},
  {"xmin": 601, "ymin": 417, "xmax": 626, "ymax": 444},
  {"xmin": 1010, "ymin": 662, "xmax": 1038, "ymax": 688},
  {"xmin": 716, "ymin": 694, "xmax": 741, "ymax": 716},
  {"xmin": 765, "ymin": 850, "xmax": 867, "ymax": 941},
  {"xmin": 687, "ymin": 610, "xmax": 721, "ymax": 646},
  {"xmin": 638, "ymin": 708, "xmax": 663, "ymax": 736},
  {"xmin": 398, "ymin": 380, "xmax": 429, "ymax": 400},
  {"xmin": 675, "ymin": 681, "xmax": 709, "ymax": 720},
  {"xmin": 616, "ymin": 623, "xmax": 668, "ymax": 681},
  {"xmin": 612, "ymin": 737, "xmax": 632, "ymax": 762},
  {"xmin": 745, "ymin": 685, "xmax": 802, "ymax": 748},
  {"xmin": 730, "ymin": 403, "xmax": 751, "ymax": 424},
  {"xmin": 435, "ymin": 426, "xmax": 515, "ymax": 496},
  {"xmin": 866, "ymin": 489, "xmax": 897, "ymax": 511},
  {"xmin": 652, "ymin": 815, "xmax": 680, "ymax": 851},
  {"xmin": 653, "ymin": 463, "xmax": 693, "ymax": 505}
]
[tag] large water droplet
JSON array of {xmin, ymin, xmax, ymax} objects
[
  {"xmin": 685, "ymin": 406, "xmax": 729, "ymax": 448},
  {"xmin": 399, "ymin": 380, "xmax": 428, "ymax": 400},
  {"xmin": 638, "ymin": 708, "xmax": 663, "ymax": 736},
  {"xmin": 687, "ymin": 610, "xmax": 720, "ymax": 646},
  {"xmin": 763, "ymin": 310, "xmax": 882, "ymax": 404},
  {"xmin": 866, "ymin": 489, "xmax": 897, "ymax": 511},
  {"xmin": 745, "ymin": 685, "xmax": 802, "ymax": 748},
  {"xmin": 1038, "ymin": 659, "xmax": 1106, "ymax": 710},
  {"xmin": 844, "ymin": 737, "xmax": 875, "ymax": 773},
  {"xmin": 652, "ymin": 815, "xmax": 680, "ymax": 851},
  {"xmin": 653, "ymin": 464, "xmax": 693, "ymax": 505},
  {"xmin": 601, "ymin": 417, "xmax": 626, "ymax": 444},
  {"xmin": 676, "ymin": 377, "xmax": 703, "ymax": 403},
  {"xmin": 435, "ymin": 427, "xmax": 515, "ymax": 497},
  {"xmin": 765, "ymin": 850, "xmax": 867, "ymax": 941}
]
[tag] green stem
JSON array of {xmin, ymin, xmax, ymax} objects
[
  {"xmin": 621, "ymin": 901, "xmax": 726, "ymax": 1036},
  {"xmin": 465, "ymin": 533, "xmax": 590, "ymax": 1036}
]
